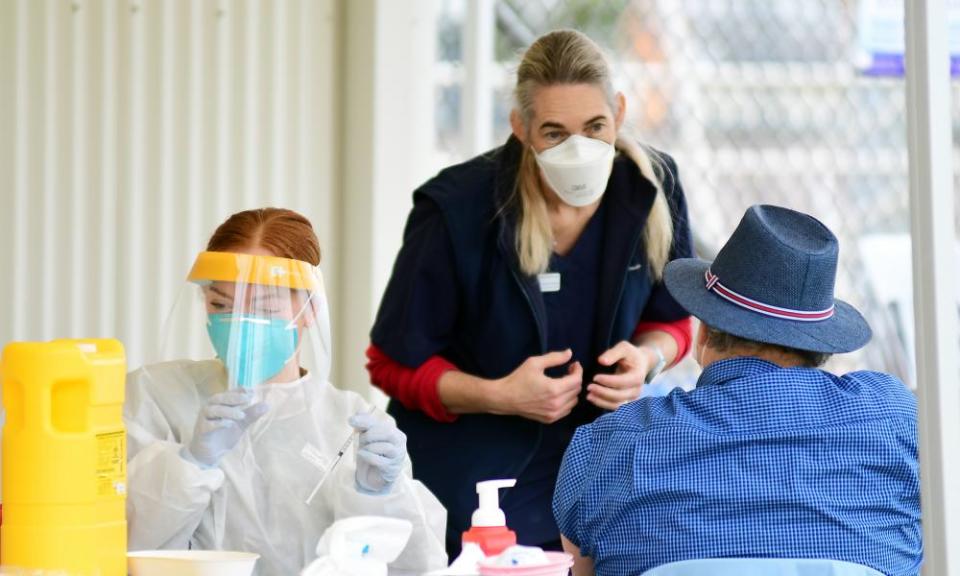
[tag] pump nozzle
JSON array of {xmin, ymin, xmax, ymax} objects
[{"xmin": 472, "ymin": 479, "xmax": 516, "ymax": 527}]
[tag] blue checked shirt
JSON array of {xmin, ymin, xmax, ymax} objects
[{"xmin": 553, "ymin": 357, "xmax": 921, "ymax": 576}]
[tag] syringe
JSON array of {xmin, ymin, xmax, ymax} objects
[{"xmin": 305, "ymin": 405, "xmax": 375, "ymax": 505}]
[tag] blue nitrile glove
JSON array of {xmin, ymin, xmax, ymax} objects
[
  {"xmin": 349, "ymin": 411, "xmax": 406, "ymax": 494},
  {"xmin": 184, "ymin": 391, "xmax": 269, "ymax": 468}
]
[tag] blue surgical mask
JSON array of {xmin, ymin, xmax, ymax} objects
[{"xmin": 206, "ymin": 314, "xmax": 299, "ymax": 388}]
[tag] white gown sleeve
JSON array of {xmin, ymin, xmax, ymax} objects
[{"xmin": 125, "ymin": 366, "xmax": 225, "ymax": 551}]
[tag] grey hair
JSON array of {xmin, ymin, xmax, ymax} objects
[{"xmin": 511, "ymin": 29, "xmax": 674, "ymax": 279}]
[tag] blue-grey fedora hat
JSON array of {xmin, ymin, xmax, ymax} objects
[{"xmin": 664, "ymin": 205, "xmax": 871, "ymax": 354}]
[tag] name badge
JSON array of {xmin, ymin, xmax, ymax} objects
[{"xmin": 537, "ymin": 272, "xmax": 561, "ymax": 293}]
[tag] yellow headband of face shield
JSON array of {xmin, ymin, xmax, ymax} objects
[{"xmin": 187, "ymin": 251, "xmax": 322, "ymax": 291}]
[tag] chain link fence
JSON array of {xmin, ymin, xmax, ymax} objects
[{"xmin": 434, "ymin": 0, "xmax": 960, "ymax": 386}]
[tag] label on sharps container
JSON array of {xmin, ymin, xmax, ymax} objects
[
  {"xmin": 96, "ymin": 431, "xmax": 126, "ymax": 497},
  {"xmin": 537, "ymin": 272, "xmax": 561, "ymax": 293}
]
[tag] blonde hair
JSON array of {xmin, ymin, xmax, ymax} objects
[{"xmin": 512, "ymin": 29, "xmax": 673, "ymax": 279}]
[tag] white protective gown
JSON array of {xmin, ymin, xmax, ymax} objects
[{"xmin": 124, "ymin": 359, "xmax": 448, "ymax": 575}]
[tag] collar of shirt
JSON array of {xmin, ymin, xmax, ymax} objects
[{"xmin": 696, "ymin": 356, "xmax": 790, "ymax": 388}]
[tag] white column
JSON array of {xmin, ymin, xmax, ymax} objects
[
  {"xmin": 905, "ymin": 1, "xmax": 960, "ymax": 573},
  {"xmin": 339, "ymin": 0, "xmax": 436, "ymax": 398},
  {"xmin": 0, "ymin": 0, "xmax": 14, "ymax": 343},
  {"xmin": 462, "ymin": 0, "xmax": 496, "ymax": 156}
]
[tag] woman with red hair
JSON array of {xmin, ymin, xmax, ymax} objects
[{"xmin": 124, "ymin": 208, "xmax": 447, "ymax": 575}]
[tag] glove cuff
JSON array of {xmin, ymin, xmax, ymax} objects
[
  {"xmin": 180, "ymin": 445, "xmax": 218, "ymax": 470},
  {"xmin": 354, "ymin": 479, "xmax": 395, "ymax": 496}
]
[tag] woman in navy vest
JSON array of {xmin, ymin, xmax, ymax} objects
[{"xmin": 368, "ymin": 29, "xmax": 694, "ymax": 556}]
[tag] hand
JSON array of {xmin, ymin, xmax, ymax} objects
[
  {"xmin": 350, "ymin": 411, "xmax": 406, "ymax": 494},
  {"xmin": 587, "ymin": 341, "xmax": 657, "ymax": 411},
  {"xmin": 492, "ymin": 349, "xmax": 583, "ymax": 424},
  {"xmin": 184, "ymin": 391, "xmax": 269, "ymax": 468}
]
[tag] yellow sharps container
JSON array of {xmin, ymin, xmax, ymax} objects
[{"xmin": 1, "ymin": 339, "xmax": 127, "ymax": 575}]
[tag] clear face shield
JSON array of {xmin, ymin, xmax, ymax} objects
[{"xmin": 156, "ymin": 251, "xmax": 332, "ymax": 388}]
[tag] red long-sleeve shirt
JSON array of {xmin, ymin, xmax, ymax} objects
[{"xmin": 366, "ymin": 317, "xmax": 692, "ymax": 423}]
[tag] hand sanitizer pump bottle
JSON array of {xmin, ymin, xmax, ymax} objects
[{"xmin": 462, "ymin": 479, "xmax": 518, "ymax": 557}]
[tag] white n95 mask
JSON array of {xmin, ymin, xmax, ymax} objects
[{"xmin": 534, "ymin": 134, "xmax": 615, "ymax": 207}]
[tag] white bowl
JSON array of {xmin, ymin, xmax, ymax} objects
[{"xmin": 128, "ymin": 550, "xmax": 260, "ymax": 576}]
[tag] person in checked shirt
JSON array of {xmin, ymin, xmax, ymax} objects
[{"xmin": 553, "ymin": 204, "xmax": 921, "ymax": 576}]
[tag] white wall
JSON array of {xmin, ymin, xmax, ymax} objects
[
  {"xmin": 0, "ymin": 0, "xmax": 342, "ymax": 381},
  {"xmin": 0, "ymin": 0, "xmax": 439, "ymax": 398}
]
